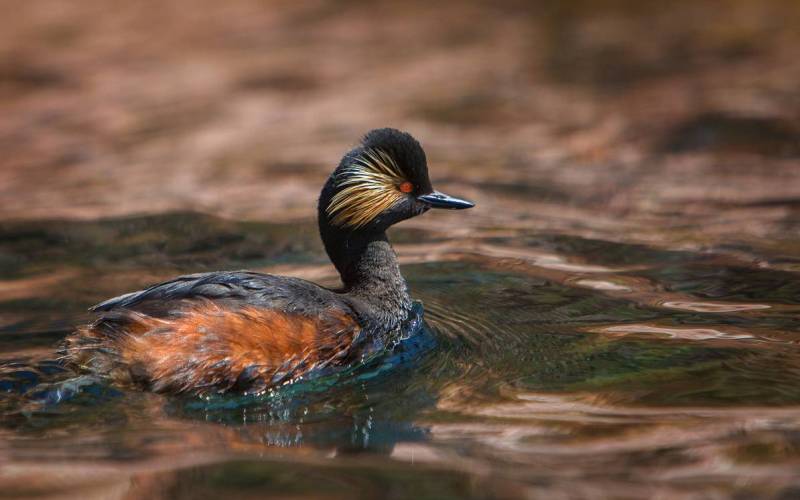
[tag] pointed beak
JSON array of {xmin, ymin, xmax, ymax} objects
[{"xmin": 417, "ymin": 191, "xmax": 475, "ymax": 210}]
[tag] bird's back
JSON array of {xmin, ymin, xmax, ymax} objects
[{"xmin": 62, "ymin": 271, "xmax": 365, "ymax": 395}]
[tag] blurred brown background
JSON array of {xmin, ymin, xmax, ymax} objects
[
  {"xmin": 1, "ymin": 4, "xmax": 800, "ymax": 498},
  {"xmin": 1, "ymin": 0, "xmax": 799, "ymax": 250}
]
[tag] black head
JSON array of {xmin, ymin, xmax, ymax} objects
[{"xmin": 318, "ymin": 128, "xmax": 474, "ymax": 233}]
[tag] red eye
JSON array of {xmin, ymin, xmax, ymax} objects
[{"xmin": 399, "ymin": 181, "xmax": 414, "ymax": 193}]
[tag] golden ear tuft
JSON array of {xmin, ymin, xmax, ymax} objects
[{"xmin": 327, "ymin": 148, "xmax": 408, "ymax": 228}]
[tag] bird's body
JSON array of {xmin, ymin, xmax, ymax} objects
[{"xmin": 61, "ymin": 129, "xmax": 473, "ymax": 395}]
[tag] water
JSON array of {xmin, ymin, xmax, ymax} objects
[
  {"xmin": 3, "ymin": 0, "xmax": 800, "ymax": 497},
  {"xmin": 0, "ymin": 210, "xmax": 799, "ymax": 498}
]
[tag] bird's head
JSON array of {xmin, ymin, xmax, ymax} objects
[{"xmin": 318, "ymin": 128, "xmax": 473, "ymax": 234}]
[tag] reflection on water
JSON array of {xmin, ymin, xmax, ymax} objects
[
  {"xmin": 2, "ymin": 0, "xmax": 800, "ymax": 497},
  {"xmin": 1, "ymin": 211, "xmax": 800, "ymax": 498}
]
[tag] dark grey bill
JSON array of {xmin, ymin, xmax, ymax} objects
[{"xmin": 418, "ymin": 191, "xmax": 475, "ymax": 210}]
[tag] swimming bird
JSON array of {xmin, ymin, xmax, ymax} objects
[{"xmin": 61, "ymin": 128, "xmax": 473, "ymax": 395}]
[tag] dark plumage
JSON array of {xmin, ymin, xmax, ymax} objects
[{"xmin": 61, "ymin": 128, "xmax": 474, "ymax": 395}]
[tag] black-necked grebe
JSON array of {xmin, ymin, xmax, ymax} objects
[{"xmin": 61, "ymin": 128, "xmax": 473, "ymax": 395}]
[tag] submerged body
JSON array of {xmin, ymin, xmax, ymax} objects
[{"xmin": 61, "ymin": 129, "xmax": 473, "ymax": 395}]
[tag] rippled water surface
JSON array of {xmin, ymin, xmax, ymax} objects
[
  {"xmin": 2, "ymin": 0, "xmax": 800, "ymax": 498},
  {"xmin": 1, "ymin": 211, "xmax": 799, "ymax": 498}
]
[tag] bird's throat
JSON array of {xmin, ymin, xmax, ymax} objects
[{"xmin": 320, "ymin": 226, "xmax": 412, "ymax": 328}]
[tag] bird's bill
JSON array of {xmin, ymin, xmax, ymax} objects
[{"xmin": 417, "ymin": 191, "xmax": 475, "ymax": 210}]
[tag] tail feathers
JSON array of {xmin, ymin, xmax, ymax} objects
[{"xmin": 59, "ymin": 309, "xmax": 157, "ymax": 383}]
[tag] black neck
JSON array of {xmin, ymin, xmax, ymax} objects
[{"xmin": 319, "ymin": 223, "xmax": 412, "ymax": 329}]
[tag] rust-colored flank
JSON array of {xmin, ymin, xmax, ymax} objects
[{"xmin": 65, "ymin": 302, "xmax": 360, "ymax": 394}]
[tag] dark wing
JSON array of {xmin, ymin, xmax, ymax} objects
[{"xmin": 90, "ymin": 270, "xmax": 344, "ymax": 317}]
